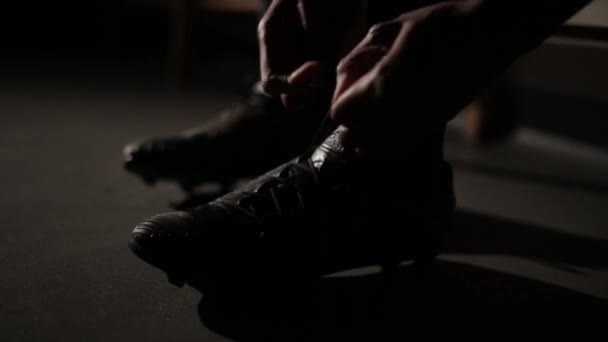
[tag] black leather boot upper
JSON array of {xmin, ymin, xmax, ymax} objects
[
  {"xmin": 123, "ymin": 90, "xmax": 327, "ymax": 190},
  {"xmin": 129, "ymin": 127, "xmax": 455, "ymax": 285}
]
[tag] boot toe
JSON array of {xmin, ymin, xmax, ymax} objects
[{"xmin": 129, "ymin": 211, "xmax": 197, "ymax": 268}]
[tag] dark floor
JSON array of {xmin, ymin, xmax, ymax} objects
[{"xmin": 0, "ymin": 54, "xmax": 607, "ymax": 341}]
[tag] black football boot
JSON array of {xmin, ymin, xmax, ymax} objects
[
  {"xmin": 123, "ymin": 89, "xmax": 327, "ymax": 193},
  {"xmin": 129, "ymin": 127, "xmax": 455, "ymax": 291}
]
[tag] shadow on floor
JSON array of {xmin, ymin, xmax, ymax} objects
[
  {"xmin": 197, "ymin": 261, "xmax": 606, "ymax": 341},
  {"xmin": 193, "ymin": 210, "xmax": 607, "ymax": 341}
]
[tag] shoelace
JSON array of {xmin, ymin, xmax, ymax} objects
[
  {"xmin": 309, "ymin": 110, "xmax": 338, "ymax": 148},
  {"xmin": 237, "ymin": 158, "xmax": 321, "ymax": 217},
  {"xmin": 234, "ymin": 110, "xmax": 336, "ymax": 218}
]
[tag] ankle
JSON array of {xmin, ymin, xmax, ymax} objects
[{"xmin": 338, "ymin": 124, "xmax": 446, "ymax": 166}]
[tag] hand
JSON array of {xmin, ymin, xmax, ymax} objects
[
  {"xmin": 258, "ymin": 0, "xmax": 367, "ymax": 108},
  {"xmin": 331, "ymin": 1, "xmax": 511, "ymax": 154}
]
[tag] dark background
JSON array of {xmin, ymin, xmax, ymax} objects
[{"xmin": 0, "ymin": 1, "xmax": 607, "ymax": 341}]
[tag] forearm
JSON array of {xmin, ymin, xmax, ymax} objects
[
  {"xmin": 299, "ymin": 0, "xmax": 449, "ymax": 24},
  {"xmin": 368, "ymin": 1, "xmax": 447, "ymax": 22}
]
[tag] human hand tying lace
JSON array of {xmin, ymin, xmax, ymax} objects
[
  {"xmin": 259, "ymin": 0, "xmax": 590, "ymax": 157},
  {"xmin": 330, "ymin": 0, "xmax": 591, "ymax": 156},
  {"xmin": 258, "ymin": 0, "xmax": 368, "ymax": 109}
]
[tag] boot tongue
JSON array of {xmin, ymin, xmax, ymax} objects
[
  {"xmin": 310, "ymin": 127, "xmax": 351, "ymax": 169},
  {"xmin": 307, "ymin": 127, "xmax": 363, "ymax": 188}
]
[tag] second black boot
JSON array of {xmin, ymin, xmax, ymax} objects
[{"xmin": 123, "ymin": 88, "xmax": 327, "ymax": 192}]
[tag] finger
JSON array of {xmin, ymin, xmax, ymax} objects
[
  {"xmin": 333, "ymin": 46, "xmax": 387, "ymax": 103},
  {"xmin": 288, "ymin": 61, "xmax": 328, "ymax": 88},
  {"xmin": 330, "ymin": 21, "xmax": 405, "ymax": 126},
  {"xmin": 332, "ymin": 20, "xmax": 402, "ymax": 101},
  {"xmin": 263, "ymin": 74, "xmax": 291, "ymax": 96},
  {"xmin": 282, "ymin": 61, "xmax": 333, "ymax": 109},
  {"xmin": 258, "ymin": 0, "xmax": 306, "ymax": 95}
]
